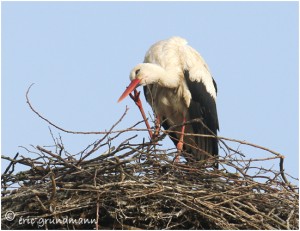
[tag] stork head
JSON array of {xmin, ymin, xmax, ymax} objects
[{"xmin": 118, "ymin": 63, "xmax": 163, "ymax": 102}]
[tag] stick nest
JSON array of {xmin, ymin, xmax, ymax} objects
[{"xmin": 1, "ymin": 89, "xmax": 299, "ymax": 229}]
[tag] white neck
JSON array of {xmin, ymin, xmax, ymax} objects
[{"xmin": 138, "ymin": 63, "xmax": 180, "ymax": 88}]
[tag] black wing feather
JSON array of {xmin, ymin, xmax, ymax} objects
[{"xmin": 184, "ymin": 70, "xmax": 219, "ymax": 157}]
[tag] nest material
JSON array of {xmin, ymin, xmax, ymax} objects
[
  {"xmin": 1, "ymin": 88, "xmax": 299, "ymax": 229},
  {"xmin": 2, "ymin": 127, "xmax": 299, "ymax": 230}
]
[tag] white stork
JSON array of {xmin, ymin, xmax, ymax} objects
[{"xmin": 118, "ymin": 37, "xmax": 219, "ymax": 164}]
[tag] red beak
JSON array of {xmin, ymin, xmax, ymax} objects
[{"xmin": 118, "ymin": 79, "xmax": 141, "ymax": 103}]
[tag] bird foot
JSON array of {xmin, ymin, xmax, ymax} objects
[
  {"xmin": 129, "ymin": 89, "xmax": 142, "ymax": 108},
  {"xmin": 150, "ymin": 117, "xmax": 161, "ymax": 143},
  {"xmin": 150, "ymin": 133, "xmax": 158, "ymax": 144}
]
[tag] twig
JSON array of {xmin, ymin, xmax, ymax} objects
[
  {"xmin": 3, "ymin": 153, "xmax": 19, "ymax": 175},
  {"xmin": 26, "ymin": 83, "xmax": 129, "ymax": 135},
  {"xmin": 77, "ymin": 106, "xmax": 129, "ymax": 164}
]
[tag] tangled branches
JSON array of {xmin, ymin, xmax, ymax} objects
[{"xmin": 1, "ymin": 86, "xmax": 299, "ymax": 229}]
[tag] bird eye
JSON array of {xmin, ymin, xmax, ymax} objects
[{"xmin": 135, "ymin": 69, "xmax": 140, "ymax": 75}]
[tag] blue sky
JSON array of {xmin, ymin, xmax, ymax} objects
[{"xmin": 2, "ymin": 2, "xmax": 299, "ymax": 184}]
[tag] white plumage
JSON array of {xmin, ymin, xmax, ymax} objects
[{"xmin": 119, "ymin": 36, "xmax": 219, "ymax": 164}]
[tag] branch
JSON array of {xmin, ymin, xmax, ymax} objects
[{"xmin": 26, "ymin": 83, "xmax": 129, "ymax": 135}]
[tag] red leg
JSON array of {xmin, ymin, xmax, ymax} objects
[
  {"xmin": 174, "ymin": 117, "xmax": 186, "ymax": 163},
  {"xmin": 129, "ymin": 89, "xmax": 153, "ymax": 138}
]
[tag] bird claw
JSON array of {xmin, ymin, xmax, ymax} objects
[
  {"xmin": 151, "ymin": 119, "xmax": 160, "ymax": 141},
  {"xmin": 129, "ymin": 89, "xmax": 141, "ymax": 107},
  {"xmin": 150, "ymin": 133, "xmax": 159, "ymax": 144}
]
